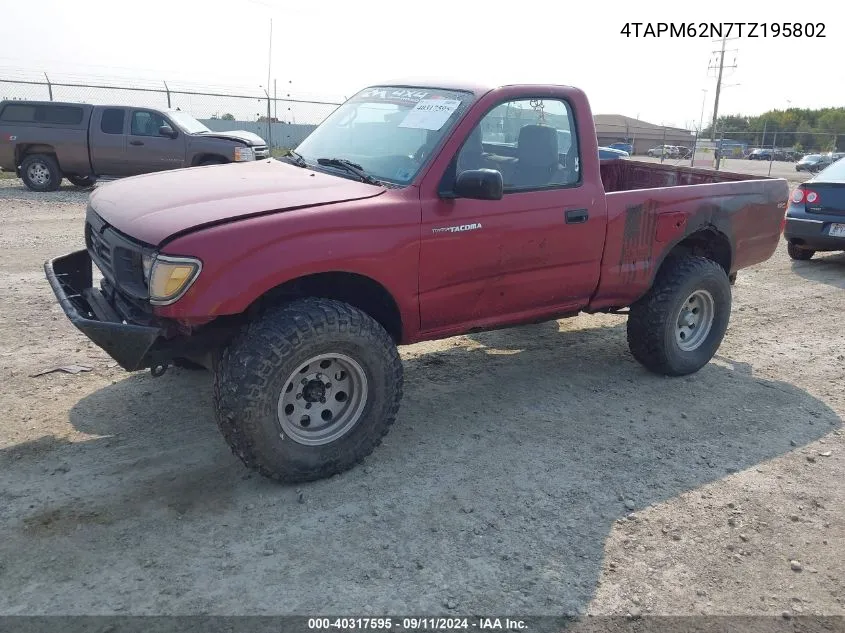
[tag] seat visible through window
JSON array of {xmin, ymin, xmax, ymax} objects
[{"xmin": 507, "ymin": 124, "xmax": 561, "ymax": 188}]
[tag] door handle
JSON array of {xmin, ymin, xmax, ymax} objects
[
  {"xmin": 129, "ymin": 140, "xmax": 144, "ymax": 146},
  {"xmin": 565, "ymin": 208, "xmax": 589, "ymax": 224}
]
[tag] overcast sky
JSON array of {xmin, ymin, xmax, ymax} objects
[{"xmin": 0, "ymin": 0, "xmax": 840, "ymax": 128}]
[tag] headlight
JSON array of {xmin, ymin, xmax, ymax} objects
[
  {"xmin": 233, "ymin": 146, "xmax": 255, "ymax": 162},
  {"xmin": 147, "ymin": 254, "xmax": 202, "ymax": 305}
]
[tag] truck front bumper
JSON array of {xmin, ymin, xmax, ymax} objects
[{"xmin": 44, "ymin": 249, "xmax": 164, "ymax": 371}]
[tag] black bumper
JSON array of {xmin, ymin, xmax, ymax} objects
[
  {"xmin": 784, "ymin": 216, "xmax": 845, "ymax": 252},
  {"xmin": 44, "ymin": 250, "xmax": 164, "ymax": 371}
]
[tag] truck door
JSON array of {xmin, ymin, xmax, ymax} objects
[
  {"xmin": 126, "ymin": 109, "xmax": 186, "ymax": 174},
  {"xmin": 418, "ymin": 96, "xmax": 606, "ymax": 333},
  {"xmin": 89, "ymin": 107, "xmax": 129, "ymax": 176}
]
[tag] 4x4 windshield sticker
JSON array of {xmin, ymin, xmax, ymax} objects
[
  {"xmin": 398, "ymin": 99, "xmax": 462, "ymax": 130},
  {"xmin": 349, "ymin": 88, "xmax": 464, "ymax": 106}
]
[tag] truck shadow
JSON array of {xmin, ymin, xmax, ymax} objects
[
  {"xmin": 0, "ymin": 320, "xmax": 840, "ymax": 614},
  {"xmin": 790, "ymin": 251, "xmax": 845, "ymax": 289}
]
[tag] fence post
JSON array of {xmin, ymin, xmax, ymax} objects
[
  {"xmin": 44, "ymin": 73, "xmax": 53, "ymax": 101},
  {"xmin": 715, "ymin": 130, "xmax": 724, "ymax": 170},
  {"xmin": 768, "ymin": 130, "xmax": 777, "ymax": 177},
  {"xmin": 690, "ymin": 131, "xmax": 698, "ymax": 167},
  {"xmin": 163, "ymin": 81, "xmax": 171, "ymax": 108},
  {"xmin": 661, "ymin": 126, "xmax": 666, "ymax": 163}
]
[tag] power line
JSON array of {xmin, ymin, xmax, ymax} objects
[{"xmin": 707, "ymin": 36, "xmax": 739, "ymax": 140}]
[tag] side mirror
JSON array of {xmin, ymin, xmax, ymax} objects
[
  {"xmin": 159, "ymin": 125, "xmax": 177, "ymax": 138},
  {"xmin": 454, "ymin": 168, "xmax": 503, "ymax": 200}
]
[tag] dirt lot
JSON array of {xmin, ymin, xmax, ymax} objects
[{"xmin": 0, "ymin": 171, "xmax": 843, "ymax": 617}]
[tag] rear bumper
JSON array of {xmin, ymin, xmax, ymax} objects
[
  {"xmin": 44, "ymin": 250, "xmax": 164, "ymax": 371},
  {"xmin": 784, "ymin": 216, "xmax": 845, "ymax": 251}
]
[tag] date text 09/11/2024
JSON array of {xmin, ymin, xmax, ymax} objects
[
  {"xmin": 307, "ymin": 617, "xmax": 528, "ymax": 631},
  {"xmin": 620, "ymin": 22, "xmax": 826, "ymax": 38}
]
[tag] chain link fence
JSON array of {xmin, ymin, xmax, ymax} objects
[{"xmin": 0, "ymin": 75, "xmax": 341, "ymax": 149}]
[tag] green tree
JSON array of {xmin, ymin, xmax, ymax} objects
[{"xmin": 221, "ymin": 113, "xmax": 235, "ymax": 121}]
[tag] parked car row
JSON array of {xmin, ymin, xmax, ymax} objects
[
  {"xmin": 747, "ymin": 148, "xmax": 803, "ymax": 162},
  {"xmin": 646, "ymin": 145, "xmax": 692, "ymax": 159}
]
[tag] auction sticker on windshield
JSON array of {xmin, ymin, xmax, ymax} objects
[{"xmin": 399, "ymin": 99, "xmax": 462, "ymax": 130}]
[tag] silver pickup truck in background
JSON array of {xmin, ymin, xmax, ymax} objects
[{"xmin": 0, "ymin": 100, "xmax": 269, "ymax": 191}]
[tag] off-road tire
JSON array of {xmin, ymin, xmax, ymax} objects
[
  {"xmin": 787, "ymin": 242, "xmax": 815, "ymax": 261},
  {"xmin": 67, "ymin": 174, "xmax": 96, "ymax": 188},
  {"xmin": 20, "ymin": 154, "xmax": 62, "ymax": 192},
  {"xmin": 213, "ymin": 298, "xmax": 403, "ymax": 483},
  {"xmin": 199, "ymin": 158, "xmax": 227, "ymax": 166},
  {"xmin": 627, "ymin": 256, "xmax": 731, "ymax": 376}
]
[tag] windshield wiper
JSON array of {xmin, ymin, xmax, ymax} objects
[
  {"xmin": 316, "ymin": 157, "xmax": 381, "ymax": 185},
  {"xmin": 280, "ymin": 149, "xmax": 307, "ymax": 168}
]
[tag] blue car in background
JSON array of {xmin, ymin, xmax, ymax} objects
[
  {"xmin": 557, "ymin": 130, "xmax": 628, "ymax": 161},
  {"xmin": 608, "ymin": 142, "xmax": 634, "ymax": 154},
  {"xmin": 598, "ymin": 146, "xmax": 629, "ymax": 160}
]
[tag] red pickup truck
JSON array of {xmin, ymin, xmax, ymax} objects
[{"xmin": 45, "ymin": 80, "xmax": 788, "ymax": 483}]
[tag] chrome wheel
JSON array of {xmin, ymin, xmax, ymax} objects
[
  {"xmin": 26, "ymin": 162, "xmax": 51, "ymax": 186},
  {"xmin": 277, "ymin": 353, "xmax": 368, "ymax": 446},
  {"xmin": 675, "ymin": 290, "xmax": 715, "ymax": 351}
]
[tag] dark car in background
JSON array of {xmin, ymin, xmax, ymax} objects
[
  {"xmin": 608, "ymin": 142, "xmax": 633, "ymax": 154},
  {"xmin": 784, "ymin": 156, "xmax": 845, "ymax": 260},
  {"xmin": 0, "ymin": 100, "xmax": 269, "ymax": 191},
  {"xmin": 748, "ymin": 149, "xmax": 773, "ymax": 160},
  {"xmin": 795, "ymin": 153, "xmax": 834, "ymax": 173}
]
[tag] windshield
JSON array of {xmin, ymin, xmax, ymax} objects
[
  {"xmin": 802, "ymin": 155, "xmax": 821, "ymax": 162},
  {"xmin": 295, "ymin": 86, "xmax": 474, "ymax": 185},
  {"xmin": 168, "ymin": 111, "xmax": 211, "ymax": 134}
]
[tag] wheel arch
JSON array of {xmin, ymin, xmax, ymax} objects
[
  {"xmin": 191, "ymin": 153, "xmax": 230, "ymax": 166},
  {"xmin": 650, "ymin": 226, "xmax": 733, "ymax": 288},
  {"xmin": 16, "ymin": 144, "xmax": 60, "ymax": 167},
  {"xmin": 247, "ymin": 270, "xmax": 404, "ymax": 343}
]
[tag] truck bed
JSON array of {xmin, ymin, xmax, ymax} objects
[
  {"xmin": 600, "ymin": 159, "xmax": 763, "ymax": 192},
  {"xmin": 590, "ymin": 159, "xmax": 789, "ymax": 312}
]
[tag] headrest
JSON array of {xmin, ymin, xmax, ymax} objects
[{"xmin": 517, "ymin": 125, "xmax": 559, "ymax": 167}]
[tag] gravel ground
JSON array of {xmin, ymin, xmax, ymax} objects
[{"xmin": 0, "ymin": 175, "xmax": 843, "ymax": 617}]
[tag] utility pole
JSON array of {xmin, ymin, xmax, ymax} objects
[
  {"xmin": 266, "ymin": 18, "xmax": 273, "ymax": 98},
  {"xmin": 708, "ymin": 37, "xmax": 738, "ymax": 140}
]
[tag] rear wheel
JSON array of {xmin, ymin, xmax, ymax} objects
[
  {"xmin": 627, "ymin": 256, "xmax": 731, "ymax": 376},
  {"xmin": 213, "ymin": 298, "xmax": 403, "ymax": 482},
  {"xmin": 20, "ymin": 154, "xmax": 61, "ymax": 192},
  {"xmin": 67, "ymin": 174, "xmax": 96, "ymax": 188},
  {"xmin": 787, "ymin": 242, "xmax": 815, "ymax": 261}
]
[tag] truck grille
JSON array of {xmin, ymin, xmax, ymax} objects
[
  {"xmin": 253, "ymin": 145, "xmax": 270, "ymax": 160},
  {"xmin": 84, "ymin": 206, "xmax": 153, "ymax": 302}
]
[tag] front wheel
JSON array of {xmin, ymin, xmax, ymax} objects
[
  {"xmin": 213, "ymin": 298, "xmax": 403, "ymax": 482},
  {"xmin": 627, "ymin": 256, "xmax": 731, "ymax": 376}
]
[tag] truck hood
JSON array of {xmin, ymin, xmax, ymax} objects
[
  {"xmin": 89, "ymin": 160, "xmax": 386, "ymax": 246},
  {"xmin": 193, "ymin": 130, "xmax": 267, "ymax": 146}
]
